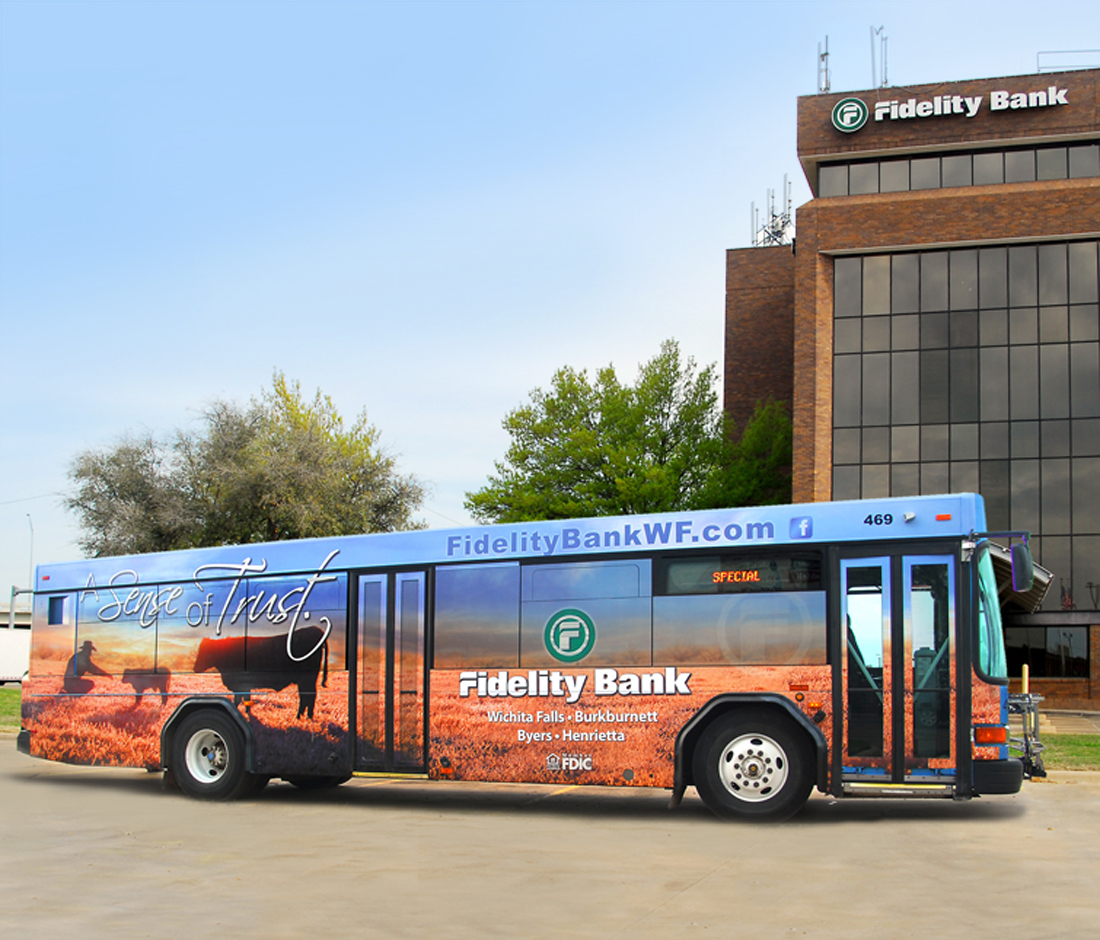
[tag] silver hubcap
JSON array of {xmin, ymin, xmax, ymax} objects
[
  {"xmin": 184, "ymin": 729, "xmax": 230, "ymax": 784},
  {"xmin": 717, "ymin": 733, "xmax": 789, "ymax": 802}
]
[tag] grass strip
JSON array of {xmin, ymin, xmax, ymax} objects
[
  {"xmin": 1036, "ymin": 733, "xmax": 1100, "ymax": 772},
  {"xmin": 0, "ymin": 687, "xmax": 20, "ymax": 732}
]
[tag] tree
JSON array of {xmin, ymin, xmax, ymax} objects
[
  {"xmin": 67, "ymin": 373, "xmax": 426, "ymax": 556},
  {"xmin": 66, "ymin": 434, "xmax": 199, "ymax": 556},
  {"xmin": 701, "ymin": 399, "xmax": 793, "ymax": 509},
  {"xmin": 464, "ymin": 340, "xmax": 792, "ymax": 523}
]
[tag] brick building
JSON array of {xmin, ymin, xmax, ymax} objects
[{"xmin": 725, "ymin": 68, "xmax": 1100, "ymax": 708}]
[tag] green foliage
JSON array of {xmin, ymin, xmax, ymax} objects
[
  {"xmin": 0, "ymin": 687, "xmax": 20, "ymax": 732},
  {"xmin": 465, "ymin": 340, "xmax": 792, "ymax": 522},
  {"xmin": 702, "ymin": 399, "xmax": 793, "ymax": 509},
  {"xmin": 68, "ymin": 373, "xmax": 425, "ymax": 555},
  {"xmin": 67, "ymin": 434, "xmax": 199, "ymax": 555}
]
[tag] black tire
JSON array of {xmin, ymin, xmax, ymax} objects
[
  {"xmin": 284, "ymin": 774, "xmax": 351, "ymax": 791},
  {"xmin": 239, "ymin": 774, "xmax": 271, "ymax": 798},
  {"xmin": 170, "ymin": 710, "xmax": 260, "ymax": 801},
  {"xmin": 692, "ymin": 709, "xmax": 814, "ymax": 822}
]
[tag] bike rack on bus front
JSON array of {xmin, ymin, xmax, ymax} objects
[{"xmin": 1007, "ymin": 688, "xmax": 1047, "ymax": 779}]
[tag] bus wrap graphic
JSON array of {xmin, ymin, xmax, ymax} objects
[
  {"xmin": 21, "ymin": 493, "xmax": 1031, "ymax": 819},
  {"xmin": 544, "ymin": 609, "xmax": 596, "ymax": 663},
  {"xmin": 831, "ymin": 97, "xmax": 869, "ymax": 133}
]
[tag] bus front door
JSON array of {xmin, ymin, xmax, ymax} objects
[
  {"xmin": 839, "ymin": 554, "xmax": 956, "ymax": 792},
  {"xmin": 356, "ymin": 572, "xmax": 426, "ymax": 773}
]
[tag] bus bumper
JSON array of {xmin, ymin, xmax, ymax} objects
[
  {"xmin": 973, "ymin": 758, "xmax": 1024, "ymax": 795},
  {"xmin": 16, "ymin": 729, "xmax": 30, "ymax": 756}
]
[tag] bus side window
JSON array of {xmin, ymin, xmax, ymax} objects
[
  {"xmin": 434, "ymin": 563, "xmax": 520, "ymax": 669},
  {"xmin": 244, "ymin": 573, "xmax": 348, "ymax": 672},
  {"xmin": 31, "ymin": 593, "xmax": 75, "ymax": 678},
  {"xmin": 77, "ymin": 583, "xmax": 156, "ymax": 675},
  {"xmin": 653, "ymin": 593, "xmax": 827, "ymax": 666},
  {"xmin": 652, "ymin": 553, "xmax": 826, "ymax": 666},
  {"xmin": 519, "ymin": 561, "xmax": 653, "ymax": 668},
  {"xmin": 158, "ymin": 579, "xmax": 244, "ymax": 674},
  {"xmin": 48, "ymin": 596, "xmax": 65, "ymax": 625}
]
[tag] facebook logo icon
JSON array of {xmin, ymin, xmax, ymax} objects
[{"xmin": 790, "ymin": 517, "xmax": 813, "ymax": 539}]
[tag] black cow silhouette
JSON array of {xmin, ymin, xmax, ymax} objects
[{"xmin": 193, "ymin": 627, "xmax": 329, "ymax": 719}]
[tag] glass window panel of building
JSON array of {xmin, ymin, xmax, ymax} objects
[
  {"xmin": 817, "ymin": 141, "xmax": 1100, "ymax": 196},
  {"xmin": 832, "ymin": 240, "xmax": 1100, "ymax": 612}
]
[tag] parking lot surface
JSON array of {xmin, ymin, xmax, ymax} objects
[{"xmin": 2, "ymin": 737, "xmax": 1098, "ymax": 939}]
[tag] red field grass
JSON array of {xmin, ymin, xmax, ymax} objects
[
  {"xmin": 427, "ymin": 665, "xmax": 833, "ymax": 788},
  {"xmin": 21, "ymin": 671, "xmax": 350, "ymax": 776},
  {"xmin": 24, "ymin": 659, "xmax": 881, "ymax": 788}
]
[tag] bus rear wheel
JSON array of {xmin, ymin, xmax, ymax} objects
[
  {"xmin": 692, "ymin": 710, "xmax": 813, "ymax": 822},
  {"xmin": 171, "ymin": 710, "xmax": 261, "ymax": 801}
]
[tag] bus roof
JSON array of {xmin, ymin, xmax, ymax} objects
[{"xmin": 36, "ymin": 493, "xmax": 987, "ymax": 590}]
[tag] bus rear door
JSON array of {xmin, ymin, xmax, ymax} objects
[{"xmin": 356, "ymin": 571, "xmax": 427, "ymax": 773}]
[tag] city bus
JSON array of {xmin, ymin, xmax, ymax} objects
[{"xmin": 16, "ymin": 493, "xmax": 1044, "ymax": 821}]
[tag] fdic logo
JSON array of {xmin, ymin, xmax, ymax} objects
[
  {"xmin": 547, "ymin": 752, "xmax": 594, "ymax": 772},
  {"xmin": 832, "ymin": 97, "xmax": 869, "ymax": 133},
  {"xmin": 544, "ymin": 609, "xmax": 596, "ymax": 663}
]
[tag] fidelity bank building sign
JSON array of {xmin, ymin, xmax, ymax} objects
[{"xmin": 832, "ymin": 84, "xmax": 1070, "ymax": 133}]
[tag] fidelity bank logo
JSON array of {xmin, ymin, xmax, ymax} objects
[
  {"xmin": 831, "ymin": 97, "xmax": 869, "ymax": 133},
  {"xmin": 830, "ymin": 85, "xmax": 1070, "ymax": 134},
  {"xmin": 545, "ymin": 609, "xmax": 596, "ymax": 663}
]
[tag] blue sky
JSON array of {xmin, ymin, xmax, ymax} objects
[{"xmin": 2, "ymin": 0, "xmax": 1098, "ymax": 596}]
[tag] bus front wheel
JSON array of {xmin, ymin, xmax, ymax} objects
[
  {"xmin": 170, "ymin": 710, "xmax": 260, "ymax": 801},
  {"xmin": 692, "ymin": 710, "xmax": 813, "ymax": 822}
]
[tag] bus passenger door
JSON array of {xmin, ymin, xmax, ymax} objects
[
  {"xmin": 902, "ymin": 556, "xmax": 955, "ymax": 781},
  {"xmin": 356, "ymin": 571, "xmax": 426, "ymax": 773},
  {"xmin": 840, "ymin": 558, "xmax": 892, "ymax": 779},
  {"xmin": 839, "ymin": 554, "xmax": 956, "ymax": 789}
]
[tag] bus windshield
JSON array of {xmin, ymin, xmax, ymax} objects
[{"xmin": 976, "ymin": 542, "xmax": 1008, "ymax": 681}]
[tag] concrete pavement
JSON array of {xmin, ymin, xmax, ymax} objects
[
  {"xmin": 1035, "ymin": 711, "xmax": 1100, "ymax": 734},
  {"xmin": 2, "ymin": 733, "xmax": 1099, "ymax": 939}
]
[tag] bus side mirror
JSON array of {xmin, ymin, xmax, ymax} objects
[{"xmin": 1011, "ymin": 543, "xmax": 1034, "ymax": 593}]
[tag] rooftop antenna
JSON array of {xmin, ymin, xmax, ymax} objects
[
  {"xmin": 817, "ymin": 36, "xmax": 831, "ymax": 93},
  {"xmin": 870, "ymin": 26, "xmax": 888, "ymax": 88},
  {"xmin": 751, "ymin": 176, "xmax": 794, "ymax": 248}
]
